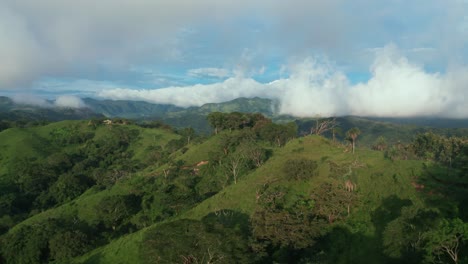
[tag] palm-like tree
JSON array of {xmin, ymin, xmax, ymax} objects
[{"xmin": 346, "ymin": 127, "xmax": 361, "ymax": 154}]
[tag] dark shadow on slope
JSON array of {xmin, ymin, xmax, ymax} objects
[
  {"xmin": 371, "ymin": 195, "xmax": 413, "ymax": 263},
  {"xmin": 372, "ymin": 195, "xmax": 412, "ymax": 237},
  {"xmin": 318, "ymin": 226, "xmax": 383, "ymax": 264},
  {"xmin": 140, "ymin": 210, "xmax": 253, "ymax": 264},
  {"xmin": 418, "ymin": 162, "xmax": 468, "ymax": 221}
]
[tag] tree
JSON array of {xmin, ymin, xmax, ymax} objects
[
  {"xmin": 179, "ymin": 127, "xmax": 195, "ymax": 145},
  {"xmin": 165, "ymin": 138, "xmax": 185, "ymax": 154},
  {"xmin": 258, "ymin": 122, "xmax": 297, "ymax": 147},
  {"xmin": 221, "ymin": 151, "xmax": 247, "ymax": 185},
  {"xmin": 372, "ymin": 136, "xmax": 388, "ymax": 151},
  {"xmin": 207, "ymin": 112, "xmax": 225, "ymax": 134},
  {"xmin": 207, "ymin": 112, "xmax": 272, "ymax": 134},
  {"xmin": 49, "ymin": 230, "xmax": 90, "ymax": 262},
  {"xmin": 141, "ymin": 217, "xmax": 253, "ymax": 264},
  {"xmin": 331, "ymin": 126, "xmax": 343, "ymax": 143},
  {"xmin": 0, "ymin": 225, "xmax": 49, "ymax": 264},
  {"xmin": 346, "ymin": 127, "xmax": 361, "ymax": 154},
  {"xmin": 95, "ymin": 195, "xmax": 141, "ymax": 231},
  {"xmin": 311, "ymin": 118, "xmax": 339, "ymax": 136},
  {"xmin": 411, "ymin": 132, "xmax": 440, "ymax": 160},
  {"xmin": 283, "ymin": 158, "xmax": 319, "ymax": 180},
  {"xmin": 237, "ymin": 140, "xmax": 270, "ymax": 168},
  {"xmin": 423, "ymin": 218, "xmax": 468, "ymax": 264},
  {"xmin": 311, "ymin": 181, "xmax": 357, "ymax": 223},
  {"xmin": 218, "ymin": 132, "xmax": 244, "ymax": 155},
  {"xmin": 50, "ymin": 174, "xmax": 91, "ymax": 204},
  {"xmin": 0, "ymin": 216, "xmax": 97, "ymax": 264},
  {"xmin": 251, "ymin": 187, "xmax": 325, "ymax": 251}
]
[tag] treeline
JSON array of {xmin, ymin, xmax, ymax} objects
[
  {"xmin": 208, "ymin": 112, "xmax": 297, "ymax": 146},
  {"xmin": 0, "ymin": 119, "xmax": 50, "ymax": 132},
  {"xmin": 372, "ymin": 132, "xmax": 468, "ymax": 170}
]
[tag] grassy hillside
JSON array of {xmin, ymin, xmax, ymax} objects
[
  {"xmin": 76, "ymin": 135, "xmax": 430, "ymax": 264},
  {"xmin": 1, "ymin": 118, "xmax": 467, "ymax": 264}
]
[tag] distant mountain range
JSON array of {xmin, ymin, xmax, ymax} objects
[
  {"xmin": 82, "ymin": 97, "xmax": 278, "ymax": 118},
  {"xmin": 2, "ymin": 95, "xmax": 468, "ymax": 138},
  {"xmin": 83, "ymin": 97, "xmax": 281, "ymax": 133},
  {"xmin": 0, "ymin": 96, "xmax": 104, "ymax": 123}
]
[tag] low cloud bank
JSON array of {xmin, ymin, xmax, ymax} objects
[
  {"xmin": 11, "ymin": 94, "xmax": 51, "ymax": 107},
  {"xmin": 11, "ymin": 94, "xmax": 87, "ymax": 109},
  {"xmin": 54, "ymin": 95, "xmax": 87, "ymax": 108},
  {"xmin": 99, "ymin": 45, "xmax": 468, "ymax": 118}
]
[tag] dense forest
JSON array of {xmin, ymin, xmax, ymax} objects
[{"xmin": 0, "ymin": 111, "xmax": 468, "ymax": 263}]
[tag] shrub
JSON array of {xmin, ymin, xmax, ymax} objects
[{"xmin": 283, "ymin": 158, "xmax": 319, "ymax": 180}]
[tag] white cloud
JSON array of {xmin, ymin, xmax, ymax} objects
[
  {"xmin": 98, "ymin": 78, "xmax": 273, "ymax": 107},
  {"xmin": 187, "ymin": 68, "xmax": 231, "ymax": 78},
  {"xmin": 1, "ymin": 0, "xmax": 466, "ymax": 90},
  {"xmin": 0, "ymin": 5, "xmax": 43, "ymax": 88},
  {"xmin": 11, "ymin": 94, "xmax": 51, "ymax": 107},
  {"xmin": 54, "ymin": 95, "xmax": 87, "ymax": 108},
  {"xmin": 10, "ymin": 93, "xmax": 88, "ymax": 109},
  {"xmin": 99, "ymin": 45, "xmax": 468, "ymax": 118}
]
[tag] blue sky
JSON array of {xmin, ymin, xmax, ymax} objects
[{"xmin": 1, "ymin": 0, "xmax": 468, "ymax": 117}]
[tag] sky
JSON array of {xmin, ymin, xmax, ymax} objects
[{"xmin": 1, "ymin": 0, "xmax": 468, "ymax": 117}]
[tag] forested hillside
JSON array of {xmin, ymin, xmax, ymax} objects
[
  {"xmin": 3, "ymin": 95, "xmax": 468, "ymax": 142},
  {"xmin": 0, "ymin": 113, "xmax": 468, "ymax": 264}
]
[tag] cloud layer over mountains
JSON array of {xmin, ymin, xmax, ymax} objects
[
  {"xmin": 12, "ymin": 95, "xmax": 87, "ymax": 109},
  {"xmin": 1, "ymin": 1, "xmax": 468, "ymax": 117},
  {"xmin": 99, "ymin": 45, "xmax": 468, "ymax": 118}
]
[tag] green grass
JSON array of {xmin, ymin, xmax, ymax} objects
[
  {"xmin": 176, "ymin": 133, "xmax": 224, "ymax": 165},
  {"xmin": 181, "ymin": 135, "xmax": 425, "ymax": 221},
  {"xmin": 74, "ymin": 226, "xmax": 147, "ymax": 264},
  {"xmin": 128, "ymin": 127, "xmax": 179, "ymax": 162}
]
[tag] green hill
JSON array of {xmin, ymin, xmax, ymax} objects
[
  {"xmin": 0, "ymin": 116, "xmax": 468, "ymax": 264},
  {"xmin": 74, "ymin": 135, "xmax": 430, "ymax": 264}
]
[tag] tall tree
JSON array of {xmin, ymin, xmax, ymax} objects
[
  {"xmin": 179, "ymin": 127, "xmax": 195, "ymax": 145},
  {"xmin": 221, "ymin": 151, "xmax": 246, "ymax": 185},
  {"xmin": 423, "ymin": 218, "xmax": 468, "ymax": 264},
  {"xmin": 252, "ymin": 187, "xmax": 324, "ymax": 250},
  {"xmin": 207, "ymin": 112, "xmax": 225, "ymax": 134},
  {"xmin": 311, "ymin": 118, "xmax": 339, "ymax": 136},
  {"xmin": 331, "ymin": 126, "xmax": 343, "ymax": 143},
  {"xmin": 95, "ymin": 195, "xmax": 141, "ymax": 231},
  {"xmin": 346, "ymin": 127, "xmax": 361, "ymax": 154}
]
